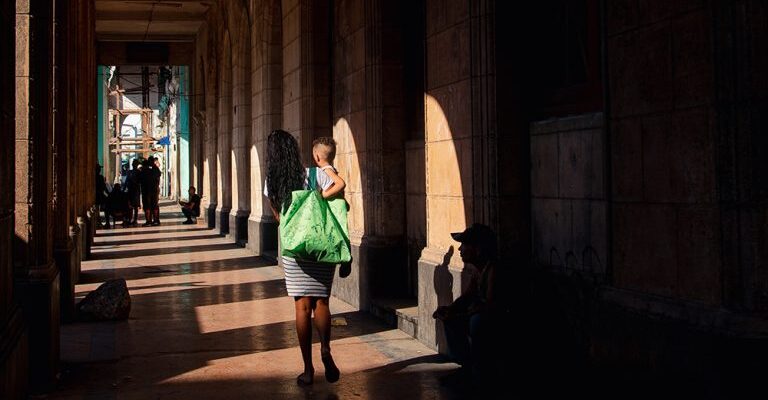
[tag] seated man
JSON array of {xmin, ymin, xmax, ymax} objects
[
  {"xmin": 433, "ymin": 223, "xmax": 500, "ymax": 384},
  {"xmin": 179, "ymin": 186, "xmax": 201, "ymax": 224}
]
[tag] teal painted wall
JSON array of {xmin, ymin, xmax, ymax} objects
[{"xmin": 179, "ymin": 66, "xmax": 190, "ymax": 196}]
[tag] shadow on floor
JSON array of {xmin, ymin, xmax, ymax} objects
[
  {"xmin": 55, "ymin": 361, "xmax": 466, "ymax": 400},
  {"xmin": 77, "ymin": 256, "xmax": 274, "ymax": 284},
  {"xmin": 77, "ymin": 278, "xmax": 288, "ymax": 306},
  {"xmin": 89, "ymin": 242, "xmax": 240, "ymax": 260},
  {"xmin": 57, "ymin": 310, "xmax": 399, "ymax": 398},
  {"xmin": 96, "ymin": 234, "xmax": 223, "ymax": 247},
  {"xmin": 94, "ymin": 226, "xmax": 213, "ymax": 238}
]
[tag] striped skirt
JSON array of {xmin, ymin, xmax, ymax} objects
[{"xmin": 282, "ymin": 256, "xmax": 337, "ymax": 297}]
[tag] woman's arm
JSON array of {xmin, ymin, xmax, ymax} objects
[
  {"xmin": 269, "ymin": 203, "xmax": 280, "ymax": 222},
  {"xmin": 321, "ymin": 168, "xmax": 346, "ymax": 199}
]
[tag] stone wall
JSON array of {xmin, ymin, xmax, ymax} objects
[
  {"xmin": 530, "ymin": 113, "xmax": 606, "ymax": 276},
  {"xmin": 521, "ymin": 0, "xmax": 768, "ymax": 379},
  {"xmin": 711, "ymin": 0, "xmax": 768, "ymax": 312},
  {"xmin": 608, "ymin": 1, "xmax": 721, "ymax": 304}
]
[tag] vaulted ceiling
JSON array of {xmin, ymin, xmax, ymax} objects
[{"xmin": 95, "ymin": 0, "xmax": 216, "ymax": 42}]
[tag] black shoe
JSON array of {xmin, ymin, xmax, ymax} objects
[
  {"xmin": 151, "ymin": 220, "xmax": 160, "ymax": 226},
  {"xmin": 182, "ymin": 219, "xmax": 193, "ymax": 225},
  {"xmin": 339, "ymin": 262, "xmax": 352, "ymax": 278},
  {"xmin": 142, "ymin": 222, "xmax": 152, "ymax": 227}
]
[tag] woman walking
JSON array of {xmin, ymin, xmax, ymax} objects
[{"xmin": 264, "ymin": 129, "xmax": 346, "ymax": 386}]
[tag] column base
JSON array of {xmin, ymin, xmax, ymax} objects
[
  {"xmin": 0, "ymin": 305, "xmax": 28, "ymax": 399},
  {"xmin": 216, "ymin": 207, "xmax": 231, "ymax": 235},
  {"xmin": 228, "ymin": 210, "xmax": 250, "ymax": 246},
  {"xmin": 54, "ymin": 233, "xmax": 78, "ymax": 323},
  {"xmin": 85, "ymin": 207, "xmax": 96, "ymax": 259},
  {"xmin": 76, "ymin": 216, "xmax": 87, "ymax": 262},
  {"xmin": 331, "ymin": 236, "xmax": 406, "ymax": 311},
  {"xmin": 15, "ymin": 261, "xmax": 61, "ymax": 392},
  {"xmin": 205, "ymin": 204, "xmax": 217, "ymax": 229},
  {"xmin": 416, "ymin": 247, "xmax": 464, "ymax": 352},
  {"xmin": 246, "ymin": 215, "xmax": 278, "ymax": 256}
]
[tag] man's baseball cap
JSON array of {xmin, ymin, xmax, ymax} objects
[{"xmin": 451, "ymin": 223, "xmax": 496, "ymax": 250}]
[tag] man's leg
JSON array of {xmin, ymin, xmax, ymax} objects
[
  {"xmin": 468, "ymin": 312, "xmax": 490, "ymax": 383},
  {"xmin": 182, "ymin": 208, "xmax": 193, "ymax": 223},
  {"xmin": 103, "ymin": 205, "xmax": 110, "ymax": 228},
  {"xmin": 142, "ymin": 196, "xmax": 152, "ymax": 226},
  {"xmin": 152, "ymin": 193, "xmax": 160, "ymax": 225},
  {"xmin": 442, "ymin": 316, "xmax": 471, "ymax": 366}
]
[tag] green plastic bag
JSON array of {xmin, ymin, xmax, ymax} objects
[{"xmin": 280, "ymin": 167, "xmax": 352, "ymax": 263}]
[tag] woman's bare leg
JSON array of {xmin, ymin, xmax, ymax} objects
[
  {"xmin": 313, "ymin": 297, "xmax": 339, "ymax": 382},
  {"xmin": 294, "ymin": 296, "xmax": 314, "ymax": 384}
]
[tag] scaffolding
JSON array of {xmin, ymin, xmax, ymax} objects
[
  {"xmin": 103, "ymin": 65, "xmax": 182, "ymax": 199},
  {"xmin": 107, "ymin": 108, "xmax": 158, "ymax": 181}
]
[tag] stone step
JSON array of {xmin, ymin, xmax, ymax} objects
[{"xmin": 370, "ymin": 298, "xmax": 419, "ymax": 339}]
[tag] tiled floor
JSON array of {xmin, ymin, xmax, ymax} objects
[{"xmin": 50, "ymin": 203, "xmax": 467, "ymax": 399}]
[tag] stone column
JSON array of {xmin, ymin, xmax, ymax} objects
[
  {"xmin": 191, "ymin": 62, "xmax": 204, "ymax": 197},
  {"xmin": 248, "ymin": 0, "xmax": 281, "ymax": 255},
  {"xmin": 330, "ymin": 0, "xmax": 411, "ymax": 310},
  {"xmin": 53, "ymin": 0, "xmax": 79, "ymax": 322},
  {"xmin": 216, "ymin": 31, "xmax": 233, "ymax": 235},
  {"xmin": 203, "ymin": 38, "xmax": 219, "ymax": 228},
  {"xmin": 0, "ymin": 0, "xmax": 29, "ymax": 397},
  {"xmin": 86, "ymin": 0, "xmax": 97, "ymax": 257},
  {"xmin": 230, "ymin": 23, "xmax": 251, "ymax": 245},
  {"xmin": 416, "ymin": 0, "xmax": 498, "ymax": 351},
  {"xmin": 15, "ymin": 0, "xmax": 61, "ymax": 390},
  {"xmin": 282, "ymin": 0, "xmax": 331, "ymax": 161},
  {"xmin": 74, "ymin": 0, "xmax": 90, "ymax": 261},
  {"xmin": 65, "ymin": 0, "xmax": 82, "ymax": 287}
]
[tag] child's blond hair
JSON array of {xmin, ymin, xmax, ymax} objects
[{"xmin": 312, "ymin": 137, "xmax": 337, "ymax": 163}]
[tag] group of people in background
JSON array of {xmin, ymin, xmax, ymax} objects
[{"xmin": 95, "ymin": 156, "xmax": 163, "ymax": 228}]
